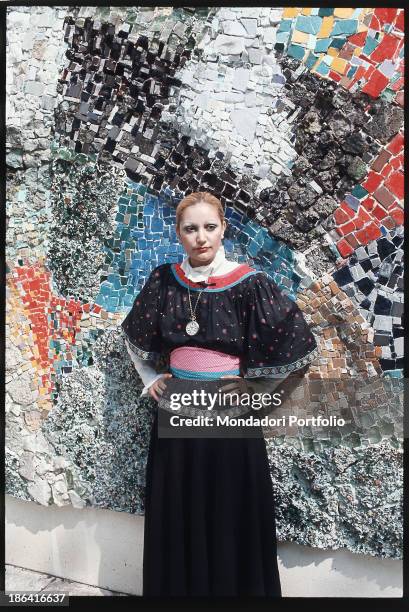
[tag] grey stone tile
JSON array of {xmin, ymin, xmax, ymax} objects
[
  {"xmin": 5, "ymin": 565, "xmax": 56, "ymax": 592},
  {"xmin": 5, "ymin": 565, "xmax": 130, "ymax": 597}
]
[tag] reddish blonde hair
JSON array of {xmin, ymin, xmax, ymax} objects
[{"xmin": 176, "ymin": 192, "xmax": 225, "ymax": 228}]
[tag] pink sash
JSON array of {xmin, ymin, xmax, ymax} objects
[{"xmin": 170, "ymin": 346, "xmax": 241, "ymax": 380}]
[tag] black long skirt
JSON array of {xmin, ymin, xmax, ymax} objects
[{"xmin": 142, "ymin": 411, "xmax": 282, "ymax": 597}]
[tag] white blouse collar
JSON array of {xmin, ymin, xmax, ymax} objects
[{"xmin": 181, "ymin": 245, "xmax": 240, "ymax": 282}]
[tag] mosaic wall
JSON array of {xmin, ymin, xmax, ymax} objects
[{"xmin": 6, "ymin": 6, "xmax": 403, "ymax": 559}]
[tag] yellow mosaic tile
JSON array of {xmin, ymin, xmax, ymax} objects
[
  {"xmin": 292, "ymin": 29, "xmax": 310, "ymax": 44},
  {"xmin": 301, "ymin": 7, "xmax": 312, "ymax": 16},
  {"xmin": 282, "ymin": 7, "xmax": 299, "ymax": 19},
  {"xmin": 333, "ymin": 8, "xmax": 355, "ymax": 19},
  {"xmin": 331, "ymin": 57, "xmax": 348, "ymax": 74},
  {"xmin": 327, "ymin": 47, "xmax": 338, "ymax": 57},
  {"xmin": 317, "ymin": 16, "xmax": 334, "ymax": 38},
  {"xmin": 358, "ymin": 22, "xmax": 369, "ymax": 33},
  {"xmin": 353, "ymin": 47, "xmax": 363, "ymax": 55}
]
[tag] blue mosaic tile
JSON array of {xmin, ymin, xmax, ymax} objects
[
  {"xmin": 331, "ymin": 19, "xmax": 358, "ymax": 36},
  {"xmin": 101, "ymin": 184, "xmax": 308, "ymax": 313},
  {"xmin": 295, "ymin": 15, "xmax": 322, "ymax": 35},
  {"xmin": 315, "ymin": 38, "xmax": 331, "ymax": 53},
  {"xmin": 330, "ymin": 37, "xmax": 347, "ymax": 49},
  {"xmin": 305, "ymin": 51, "xmax": 319, "ymax": 69},
  {"xmin": 314, "ymin": 60, "xmax": 331, "ymax": 76},
  {"xmin": 278, "ymin": 19, "xmax": 293, "ymax": 32},
  {"xmin": 363, "ymin": 36, "xmax": 379, "ymax": 56},
  {"xmin": 345, "ymin": 194, "xmax": 361, "ymax": 211},
  {"xmin": 276, "ymin": 30, "xmax": 291, "ymax": 44},
  {"xmin": 318, "ymin": 8, "xmax": 334, "ymax": 16},
  {"xmin": 288, "ymin": 43, "xmax": 307, "ymax": 61},
  {"xmin": 351, "ymin": 184, "xmax": 369, "ymax": 199}
]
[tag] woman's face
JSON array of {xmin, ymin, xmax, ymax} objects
[{"xmin": 176, "ymin": 202, "xmax": 226, "ymax": 268}]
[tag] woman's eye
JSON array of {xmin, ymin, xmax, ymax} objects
[{"xmin": 206, "ymin": 225, "xmax": 217, "ymax": 230}]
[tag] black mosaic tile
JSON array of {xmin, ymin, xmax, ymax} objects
[
  {"xmin": 333, "ymin": 265, "xmax": 354, "ymax": 286},
  {"xmin": 374, "ymin": 295, "xmax": 392, "ymax": 316}
]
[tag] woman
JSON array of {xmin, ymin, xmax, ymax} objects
[{"xmin": 121, "ymin": 191, "xmax": 318, "ymax": 596}]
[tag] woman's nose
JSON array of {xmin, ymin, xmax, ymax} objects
[{"xmin": 196, "ymin": 231, "xmax": 206, "ymax": 244}]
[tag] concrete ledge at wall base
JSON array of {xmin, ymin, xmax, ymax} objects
[{"xmin": 6, "ymin": 495, "xmax": 403, "ymax": 598}]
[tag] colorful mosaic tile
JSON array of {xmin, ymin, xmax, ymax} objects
[{"xmin": 280, "ymin": 7, "xmax": 404, "ymax": 104}]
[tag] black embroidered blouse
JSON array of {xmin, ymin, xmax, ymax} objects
[{"xmin": 121, "ymin": 262, "xmax": 319, "ymax": 378}]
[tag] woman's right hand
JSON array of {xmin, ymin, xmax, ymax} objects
[{"xmin": 148, "ymin": 373, "xmax": 173, "ymax": 402}]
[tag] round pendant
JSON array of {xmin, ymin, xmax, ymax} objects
[{"xmin": 186, "ymin": 320, "xmax": 200, "ymax": 335}]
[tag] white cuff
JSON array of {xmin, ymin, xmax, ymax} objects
[
  {"xmin": 141, "ymin": 374, "xmax": 164, "ymax": 398},
  {"xmin": 124, "ymin": 338, "xmax": 162, "ymax": 397}
]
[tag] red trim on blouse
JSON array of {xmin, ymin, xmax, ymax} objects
[{"xmin": 173, "ymin": 263, "xmax": 255, "ymax": 289}]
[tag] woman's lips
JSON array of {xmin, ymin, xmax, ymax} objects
[{"xmin": 196, "ymin": 247, "xmax": 209, "ymax": 252}]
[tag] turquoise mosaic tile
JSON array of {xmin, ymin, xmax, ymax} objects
[
  {"xmin": 315, "ymin": 38, "xmax": 331, "ymax": 53},
  {"xmin": 295, "ymin": 15, "xmax": 322, "ymax": 35},
  {"xmin": 287, "ymin": 43, "xmax": 307, "ymax": 61},
  {"xmin": 331, "ymin": 19, "xmax": 358, "ymax": 36},
  {"xmin": 363, "ymin": 36, "xmax": 380, "ymax": 56},
  {"xmin": 314, "ymin": 60, "xmax": 331, "ymax": 76},
  {"xmin": 278, "ymin": 19, "xmax": 293, "ymax": 32}
]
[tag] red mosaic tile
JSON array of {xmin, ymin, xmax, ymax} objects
[
  {"xmin": 11, "ymin": 263, "xmax": 90, "ymax": 398},
  {"xmin": 390, "ymin": 156, "xmax": 402, "ymax": 171},
  {"xmin": 389, "ymin": 207, "xmax": 404, "ymax": 225},
  {"xmin": 386, "ymin": 132, "xmax": 404, "ymax": 155},
  {"xmin": 361, "ymin": 196, "xmax": 375, "ymax": 212},
  {"xmin": 354, "ymin": 215, "xmax": 364, "ymax": 230},
  {"xmin": 348, "ymin": 31, "xmax": 368, "ymax": 47},
  {"xmin": 338, "ymin": 220, "xmax": 355, "ymax": 235},
  {"xmin": 354, "ymin": 228, "xmax": 370, "ymax": 245},
  {"xmin": 357, "ymin": 207, "xmax": 371, "ymax": 223},
  {"xmin": 385, "ymin": 170, "xmax": 404, "ymax": 199},
  {"xmin": 391, "ymin": 77, "xmax": 404, "ymax": 92},
  {"xmin": 381, "ymin": 161, "xmax": 394, "ymax": 178},
  {"xmin": 334, "ymin": 207, "xmax": 351, "ymax": 224},
  {"xmin": 362, "ymin": 170, "xmax": 383, "ymax": 193},
  {"xmin": 340, "ymin": 201, "xmax": 355, "ymax": 219},
  {"xmin": 371, "ymin": 34, "xmax": 400, "ymax": 62},
  {"xmin": 382, "ymin": 216, "xmax": 397, "ymax": 230},
  {"xmin": 364, "ymin": 65, "xmax": 376, "ymax": 79},
  {"xmin": 366, "ymin": 222, "xmax": 382, "ymax": 241},
  {"xmin": 372, "ymin": 204, "xmax": 388, "ymax": 221},
  {"xmin": 329, "ymin": 70, "xmax": 342, "ymax": 82},
  {"xmin": 395, "ymin": 9, "xmax": 404, "ymax": 32},
  {"xmin": 336, "ymin": 239, "xmax": 354, "ymax": 258},
  {"xmin": 374, "ymin": 8, "xmax": 398, "ymax": 26},
  {"xmin": 361, "ymin": 69, "xmax": 389, "ymax": 98},
  {"xmin": 369, "ymin": 14, "xmax": 380, "ymax": 30},
  {"xmin": 354, "ymin": 66, "xmax": 367, "ymax": 81}
]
